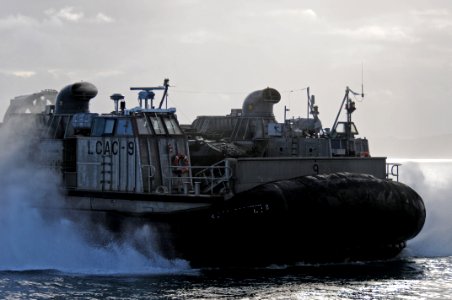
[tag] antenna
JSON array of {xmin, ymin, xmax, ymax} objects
[
  {"xmin": 158, "ymin": 78, "xmax": 170, "ymax": 109},
  {"xmin": 110, "ymin": 93, "xmax": 124, "ymax": 113},
  {"xmin": 361, "ymin": 62, "xmax": 365, "ymax": 98},
  {"xmin": 130, "ymin": 79, "xmax": 168, "ymax": 109},
  {"xmin": 284, "ymin": 105, "xmax": 290, "ymax": 122}
]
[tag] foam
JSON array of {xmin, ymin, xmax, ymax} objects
[
  {"xmin": 397, "ymin": 159, "xmax": 452, "ymax": 257},
  {"xmin": 0, "ymin": 118, "xmax": 190, "ymax": 275}
]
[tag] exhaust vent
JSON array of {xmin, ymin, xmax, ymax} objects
[
  {"xmin": 55, "ymin": 82, "xmax": 98, "ymax": 114},
  {"xmin": 242, "ymin": 87, "xmax": 281, "ymax": 117}
]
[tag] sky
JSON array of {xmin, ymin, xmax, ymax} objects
[{"xmin": 1, "ymin": 0, "xmax": 452, "ymax": 146}]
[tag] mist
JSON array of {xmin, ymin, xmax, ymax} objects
[
  {"xmin": 0, "ymin": 117, "xmax": 190, "ymax": 274},
  {"xmin": 399, "ymin": 160, "xmax": 452, "ymax": 257}
]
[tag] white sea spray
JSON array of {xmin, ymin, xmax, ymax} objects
[
  {"xmin": 398, "ymin": 159, "xmax": 452, "ymax": 257},
  {"xmin": 0, "ymin": 117, "xmax": 190, "ymax": 274}
]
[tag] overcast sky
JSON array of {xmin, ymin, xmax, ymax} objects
[{"xmin": 1, "ymin": 0, "xmax": 452, "ymax": 143}]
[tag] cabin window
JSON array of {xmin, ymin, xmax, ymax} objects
[
  {"xmin": 335, "ymin": 122, "xmax": 358, "ymax": 135},
  {"xmin": 91, "ymin": 118, "xmax": 105, "ymax": 136},
  {"xmin": 150, "ymin": 116, "xmax": 166, "ymax": 135},
  {"xmin": 335, "ymin": 123, "xmax": 345, "ymax": 134},
  {"xmin": 104, "ymin": 119, "xmax": 115, "ymax": 135},
  {"xmin": 350, "ymin": 123, "xmax": 358, "ymax": 135},
  {"xmin": 163, "ymin": 117, "xmax": 182, "ymax": 135},
  {"xmin": 171, "ymin": 119, "xmax": 182, "ymax": 135},
  {"xmin": 91, "ymin": 118, "xmax": 116, "ymax": 136},
  {"xmin": 116, "ymin": 119, "xmax": 133, "ymax": 136},
  {"xmin": 136, "ymin": 118, "xmax": 152, "ymax": 135}
]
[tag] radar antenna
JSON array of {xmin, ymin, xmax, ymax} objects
[{"xmin": 130, "ymin": 78, "xmax": 170, "ymax": 109}]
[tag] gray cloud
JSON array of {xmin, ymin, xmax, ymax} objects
[{"xmin": 1, "ymin": 0, "xmax": 452, "ymax": 156}]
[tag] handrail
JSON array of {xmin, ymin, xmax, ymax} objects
[{"xmin": 164, "ymin": 160, "xmax": 233, "ymax": 195}]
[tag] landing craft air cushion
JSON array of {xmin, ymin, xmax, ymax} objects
[{"xmin": 1, "ymin": 79, "xmax": 425, "ymax": 267}]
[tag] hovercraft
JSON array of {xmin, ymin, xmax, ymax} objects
[{"xmin": 0, "ymin": 79, "xmax": 425, "ymax": 267}]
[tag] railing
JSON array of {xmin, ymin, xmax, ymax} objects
[
  {"xmin": 66, "ymin": 160, "xmax": 232, "ymax": 195},
  {"xmin": 163, "ymin": 159, "xmax": 233, "ymax": 195},
  {"xmin": 193, "ymin": 160, "xmax": 233, "ymax": 194},
  {"xmin": 386, "ymin": 163, "xmax": 401, "ymax": 182}
]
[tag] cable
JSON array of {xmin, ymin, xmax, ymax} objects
[
  {"xmin": 171, "ymin": 89, "xmax": 246, "ymax": 95},
  {"xmin": 171, "ymin": 86, "xmax": 309, "ymax": 95},
  {"xmin": 280, "ymin": 87, "xmax": 309, "ymax": 93}
]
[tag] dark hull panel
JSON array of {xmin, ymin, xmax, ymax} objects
[{"xmin": 85, "ymin": 173, "xmax": 425, "ymax": 267}]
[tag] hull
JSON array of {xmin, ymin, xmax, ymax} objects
[{"xmin": 63, "ymin": 172, "xmax": 425, "ymax": 267}]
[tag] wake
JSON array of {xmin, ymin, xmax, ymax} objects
[
  {"xmin": 397, "ymin": 159, "xmax": 452, "ymax": 257},
  {"xmin": 0, "ymin": 118, "xmax": 190, "ymax": 275}
]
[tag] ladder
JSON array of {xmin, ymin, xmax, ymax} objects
[{"xmin": 100, "ymin": 154, "xmax": 112, "ymax": 191}]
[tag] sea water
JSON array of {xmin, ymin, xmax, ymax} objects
[{"xmin": 0, "ymin": 160, "xmax": 451, "ymax": 299}]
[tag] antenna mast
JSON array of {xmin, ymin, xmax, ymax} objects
[{"xmin": 361, "ymin": 62, "xmax": 365, "ymax": 98}]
